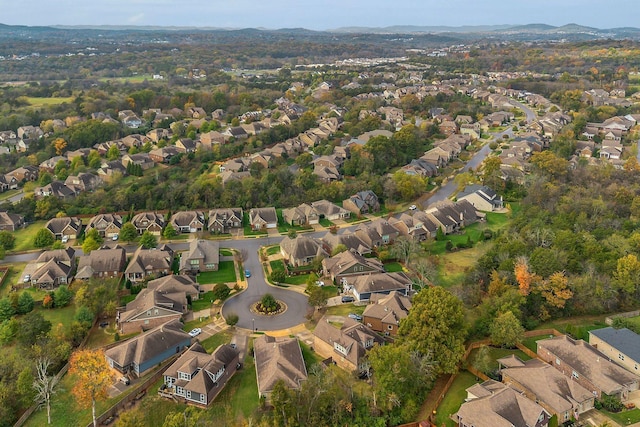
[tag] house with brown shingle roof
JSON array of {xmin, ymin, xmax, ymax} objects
[
  {"xmin": 249, "ymin": 207, "xmax": 277, "ymax": 231},
  {"xmin": 105, "ymin": 319, "xmax": 191, "ymax": 377},
  {"xmin": 321, "ymin": 231, "xmax": 372, "ymax": 256},
  {"xmin": 170, "ymin": 211, "xmax": 205, "ymax": 233},
  {"xmin": 254, "ymin": 335, "xmax": 308, "ymax": 403},
  {"xmin": 162, "ymin": 342, "xmax": 239, "ymax": 406},
  {"xmin": 116, "ymin": 286, "xmax": 187, "ymax": 335},
  {"xmin": 342, "ymin": 190, "xmax": 380, "ymax": 215},
  {"xmin": 322, "ymin": 249, "xmax": 385, "ymax": 284},
  {"xmin": 453, "ymin": 380, "xmax": 550, "ymax": 427},
  {"xmin": 0, "ymin": 211, "xmax": 24, "ymax": 231},
  {"xmin": 362, "ymin": 291, "xmax": 411, "ymax": 337},
  {"xmin": 313, "ymin": 317, "xmax": 384, "ymax": 374},
  {"xmin": 45, "ymin": 216, "xmax": 83, "ymax": 240},
  {"xmin": 22, "ymin": 247, "xmax": 76, "ymax": 289},
  {"xmin": 76, "ymin": 245, "xmax": 126, "ymax": 280},
  {"xmin": 499, "ymin": 356, "xmax": 595, "ymax": 422},
  {"xmin": 147, "ymin": 275, "xmax": 200, "ymax": 301},
  {"xmin": 179, "ymin": 239, "xmax": 219, "ymax": 274},
  {"xmin": 87, "ymin": 213, "xmax": 122, "ymax": 239},
  {"xmin": 132, "ymin": 212, "xmax": 165, "ymax": 236},
  {"xmin": 344, "ymin": 272, "xmax": 412, "ymax": 302},
  {"xmin": 537, "ymin": 335, "xmax": 640, "ymax": 401},
  {"xmin": 311, "ymin": 199, "xmax": 350, "ymax": 221},
  {"xmin": 208, "ymin": 208, "xmax": 243, "ymax": 234},
  {"xmin": 282, "ymin": 203, "xmax": 318, "ymax": 226},
  {"xmin": 124, "ymin": 246, "xmax": 173, "ymax": 282},
  {"xmin": 279, "ymin": 235, "xmax": 328, "ymax": 267}
]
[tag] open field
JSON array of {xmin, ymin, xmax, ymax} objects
[
  {"xmin": 11, "ymin": 221, "xmax": 47, "ymax": 252},
  {"xmin": 25, "ymin": 96, "xmax": 74, "ymax": 106}
]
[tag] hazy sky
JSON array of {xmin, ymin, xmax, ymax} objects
[{"xmin": 1, "ymin": 0, "xmax": 638, "ymax": 30}]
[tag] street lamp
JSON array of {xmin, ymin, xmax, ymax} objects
[{"xmin": 252, "ymin": 318, "xmax": 255, "ymax": 333}]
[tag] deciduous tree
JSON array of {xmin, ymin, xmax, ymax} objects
[
  {"xmin": 33, "ymin": 358, "xmax": 60, "ymax": 425},
  {"xmin": 69, "ymin": 349, "xmax": 115, "ymax": 427},
  {"xmin": 490, "ymin": 311, "xmax": 524, "ymax": 348}
]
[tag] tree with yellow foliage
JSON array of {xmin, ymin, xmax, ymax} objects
[
  {"xmin": 514, "ymin": 257, "xmax": 540, "ymax": 296},
  {"xmin": 51, "ymin": 138, "xmax": 67, "ymax": 156},
  {"xmin": 69, "ymin": 349, "xmax": 115, "ymax": 427}
]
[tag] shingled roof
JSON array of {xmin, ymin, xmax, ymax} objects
[{"xmin": 254, "ymin": 335, "xmax": 307, "ymax": 397}]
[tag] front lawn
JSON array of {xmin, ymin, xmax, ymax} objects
[
  {"xmin": 220, "ymin": 248, "xmax": 234, "ymax": 256},
  {"xmin": 197, "ymin": 261, "xmax": 237, "ymax": 284},
  {"xmin": 383, "ymin": 261, "xmax": 404, "ymax": 272},
  {"xmin": 182, "ymin": 316, "xmax": 211, "ymax": 332},
  {"xmin": 284, "ymin": 273, "xmax": 311, "ymax": 285},
  {"xmin": 265, "ymin": 245, "xmax": 281, "ymax": 256},
  {"xmin": 200, "ymin": 330, "xmax": 232, "ymax": 352},
  {"xmin": 434, "ymin": 371, "xmax": 481, "ymax": 427},
  {"xmin": 602, "ymin": 408, "xmax": 640, "ymax": 425},
  {"xmin": 319, "ymin": 218, "xmax": 333, "ymax": 227},
  {"xmin": 325, "ymin": 304, "xmax": 366, "ymax": 317},
  {"xmin": 191, "ymin": 291, "xmax": 214, "ymax": 311},
  {"xmin": 270, "ymin": 259, "xmax": 286, "ymax": 273},
  {"xmin": 11, "ymin": 221, "xmax": 47, "ymax": 252}
]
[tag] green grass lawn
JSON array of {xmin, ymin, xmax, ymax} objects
[
  {"xmin": 467, "ymin": 346, "xmax": 531, "ymax": 372},
  {"xmin": 300, "ymin": 340, "xmax": 323, "ymax": 367},
  {"xmin": 26, "ymin": 96, "xmax": 74, "ymax": 106},
  {"xmin": 270, "ymin": 259, "xmax": 286, "ymax": 273},
  {"xmin": 325, "ymin": 304, "xmax": 366, "ymax": 317},
  {"xmin": 284, "ymin": 273, "xmax": 310, "ymax": 285},
  {"xmin": 220, "ymin": 248, "xmax": 234, "ymax": 256},
  {"xmin": 434, "ymin": 241, "xmax": 492, "ymax": 288},
  {"xmin": 0, "ymin": 263, "xmax": 26, "ymax": 296},
  {"xmin": 182, "ymin": 316, "xmax": 211, "ymax": 332},
  {"xmin": 119, "ymin": 293, "xmax": 136, "ymax": 305},
  {"xmin": 34, "ymin": 303, "xmax": 77, "ymax": 328},
  {"xmin": 0, "ymin": 189, "xmax": 20, "ymax": 201},
  {"xmin": 319, "ymin": 218, "xmax": 333, "ymax": 227},
  {"xmin": 191, "ymin": 291, "xmax": 214, "ymax": 311},
  {"xmin": 383, "ymin": 261, "xmax": 404, "ymax": 272},
  {"xmin": 434, "ymin": 371, "xmax": 481, "ymax": 427},
  {"xmin": 602, "ymin": 408, "xmax": 640, "ymax": 425},
  {"xmin": 200, "ymin": 330, "xmax": 232, "ymax": 352},
  {"xmin": 11, "ymin": 221, "xmax": 47, "ymax": 252},
  {"xmin": 536, "ymin": 315, "xmax": 608, "ymax": 340},
  {"xmin": 197, "ymin": 261, "xmax": 237, "ymax": 284},
  {"xmin": 265, "ymin": 245, "xmax": 280, "ymax": 256}
]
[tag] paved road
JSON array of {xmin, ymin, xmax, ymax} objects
[
  {"xmin": 221, "ymin": 236, "xmax": 313, "ymax": 331},
  {"xmin": 509, "ymin": 99, "xmax": 537, "ymax": 123}
]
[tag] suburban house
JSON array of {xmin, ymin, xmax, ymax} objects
[
  {"xmin": 362, "ymin": 291, "xmax": 412, "ymax": 337},
  {"xmin": 132, "ymin": 211, "xmax": 165, "ymax": 235},
  {"xmin": 354, "ymin": 220, "xmax": 399, "ymax": 247},
  {"xmin": 34, "ymin": 181, "xmax": 76, "ymax": 200},
  {"xmin": 589, "ymin": 327, "xmax": 640, "ymax": 375},
  {"xmin": 249, "ymin": 207, "xmax": 278, "ymax": 231},
  {"xmin": 453, "ymin": 380, "xmax": 551, "ymax": 427},
  {"xmin": 121, "ymin": 153, "xmax": 155, "ymax": 170},
  {"xmin": 322, "ymin": 230, "xmax": 372, "ymax": 256},
  {"xmin": 23, "ymin": 248, "xmax": 76, "ymax": 289},
  {"xmin": 0, "ymin": 211, "xmax": 24, "ymax": 231},
  {"xmin": 311, "ymin": 199, "xmax": 351, "ymax": 221},
  {"xmin": 279, "ymin": 235, "xmax": 328, "ymax": 267},
  {"xmin": 149, "ymin": 146, "xmax": 181, "ymax": 163},
  {"xmin": 537, "ymin": 335, "xmax": 640, "ymax": 401},
  {"xmin": 498, "ymin": 356, "xmax": 595, "ymax": 422},
  {"xmin": 254, "ymin": 335, "xmax": 308, "ymax": 403},
  {"xmin": 162, "ymin": 342, "xmax": 239, "ymax": 406},
  {"xmin": 45, "ymin": 216, "xmax": 83, "ymax": 240},
  {"xmin": 7, "ymin": 165, "xmax": 39, "ymax": 182},
  {"xmin": 282, "ymin": 203, "xmax": 318, "ymax": 226},
  {"xmin": 64, "ymin": 172, "xmax": 102, "ymax": 193},
  {"xmin": 105, "ymin": 319, "xmax": 191, "ymax": 377},
  {"xmin": 208, "ymin": 208, "xmax": 243, "ymax": 234},
  {"xmin": 343, "ymin": 190, "xmax": 380, "ymax": 215},
  {"xmin": 117, "ymin": 286, "xmax": 187, "ymax": 335},
  {"xmin": 344, "ymin": 272, "xmax": 412, "ymax": 301},
  {"xmin": 170, "ymin": 211, "xmax": 206, "ymax": 233},
  {"xmin": 75, "ymin": 246, "xmax": 127, "ymax": 280},
  {"xmin": 313, "ymin": 317, "xmax": 384, "ymax": 374},
  {"xmin": 147, "ymin": 275, "xmax": 200, "ymax": 301},
  {"xmin": 87, "ymin": 213, "xmax": 123, "ymax": 238},
  {"xmin": 322, "ymin": 249, "xmax": 385, "ymax": 284},
  {"xmin": 175, "ymin": 138, "xmax": 197, "ymax": 153},
  {"xmin": 124, "ymin": 246, "xmax": 174, "ymax": 283},
  {"xmin": 389, "ymin": 211, "xmax": 439, "ymax": 241},
  {"xmin": 425, "ymin": 200, "xmax": 478, "ymax": 234},
  {"xmin": 457, "ymin": 185, "xmax": 503, "ymax": 211},
  {"xmin": 179, "ymin": 239, "xmax": 220, "ymax": 274}
]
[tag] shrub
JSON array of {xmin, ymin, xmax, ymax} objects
[
  {"xmin": 42, "ymin": 293, "xmax": 54, "ymax": 309},
  {"xmin": 54, "ymin": 285, "xmax": 73, "ymax": 307},
  {"xmin": 226, "ymin": 313, "xmax": 239, "ymax": 326},
  {"xmin": 270, "ymin": 270, "xmax": 287, "ymax": 283},
  {"xmin": 212, "ymin": 283, "xmax": 231, "ymax": 301},
  {"xmin": 445, "ymin": 240, "xmax": 454, "ymax": 251},
  {"xmin": 599, "ymin": 394, "xmax": 623, "ymax": 412}
]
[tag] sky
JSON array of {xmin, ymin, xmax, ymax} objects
[{"xmin": 1, "ymin": 0, "xmax": 639, "ymax": 30}]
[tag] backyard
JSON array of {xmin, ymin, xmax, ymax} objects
[
  {"xmin": 433, "ymin": 371, "xmax": 480, "ymax": 427},
  {"xmin": 197, "ymin": 261, "xmax": 237, "ymax": 284},
  {"xmin": 11, "ymin": 221, "xmax": 47, "ymax": 252}
]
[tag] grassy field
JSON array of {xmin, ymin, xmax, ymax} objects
[
  {"xmin": 383, "ymin": 261, "xmax": 404, "ymax": 272},
  {"xmin": 325, "ymin": 304, "xmax": 366, "ymax": 317},
  {"xmin": 25, "ymin": 96, "xmax": 74, "ymax": 106},
  {"xmin": 12, "ymin": 221, "xmax": 47, "ymax": 252},
  {"xmin": 0, "ymin": 263, "xmax": 27, "ymax": 296},
  {"xmin": 197, "ymin": 261, "xmax": 237, "ymax": 284},
  {"xmin": 433, "ymin": 241, "xmax": 493, "ymax": 287},
  {"xmin": 602, "ymin": 408, "xmax": 640, "ymax": 425},
  {"xmin": 35, "ymin": 303, "xmax": 77, "ymax": 328},
  {"xmin": 284, "ymin": 273, "xmax": 310, "ymax": 285},
  {"xmin": 434, "ymin": 371, "xmax": 480, "ymax": 427},
  {"xmin": 98, "ymin": 75, "xmax": 155, "ymax": 83},
  {"xmin": 191, "ymin": 291, "xmax": 214, "ymax": 311}
]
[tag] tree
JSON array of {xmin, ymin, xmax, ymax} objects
[
  {"xmin": 0, "ymin": 297, "xmax": 16, "ymax": 322},
  {"xmin": 17, "ymin": 292, "xmax": 35, "ymax": 314},
  {"xmin": 139, "ymin": 231, "xmax": 157, "ymax": 249},
  {"xmin": 69, "ymin": 349, "xmax": 115, "ymax": 427},
  {"xmin": 270, "ymin": 270, "xmax": 287, "ymax": 283},
  {"xmin": 307, "ymin": 284, "xmax": 327, "ymax": 310},
  {"xmin": 52, "ymin": 138, "xmax": 67, "ymax": 156},
  {"xmin": 17, "ymin": 367, "xmax": 35, "ymax": 408},
  {"xmin": 75, "ymin": 306, "xmax": 95, "ymax": 327},
  {"xmin": 162, "ymin": 224, "xmax": 177, "ymax": 239},
  {"xmin": 115, "ymin": 408, "xmax": 145, "ymax": 427},
  {"xmin": 82, "ymin": 236, "xmax": 100, "ymax": 254},
  {"xmin": 162, "ymin": 407, "xmax": 201, "ymax": 427},
  {"xmin": 538, "ymin": 272, "xmax": 573, "ymax": 309},
  {"xmin": 287, "ymin": 229, "xmax": 297, "ymax": 239},
  {"xmin": 614, "ymin": 254, "xmax": 640, "ymax": 296},
  {"xmin": 54, "ymin": 285, "xmax": 73, "ymax": 308},
  {"xmin": 106, "ymin": 144, "xmax": 120, "ymax": 161},
  {"xmin": 490, "ymin": 311, "xmax": 524, "ymax": 348},
  {"xmin": 398, "ymin": 286, "xmax": 467, "ymax": 374},
  {"xmin": 514, "ymin": 257, "xmax": 538, "ymax": 296},
  {"xmin": 120, "ymin": 222, "xmax": 137, "ymax": 242},
  {"xmin": 33, "ymin": 358, "xmax": 61, "ymax": 425},
  {"xmin": 17, "ymin": 312, "xmax": 51, "ymax": 347},
  {"xmin": 481, "ymin": 156, "xmax": 504, "ymax": 191},
  {"xmin": 0, "ymin": 231, "xmax": 16, "ymax": 250},
  {"xmin": 472, "ymin": 345, "xmax": 492, "ymax": 375},
  {"xmin": 33, "ymin": 228, "xmax": 54, "ymax": 248},
  {"xmin": 391, "ymin": 236, "xmax": 421, "ymax": 264}
]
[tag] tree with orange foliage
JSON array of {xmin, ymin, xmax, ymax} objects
[
  {"xmin": 514, "ymin": 257, "xmax": 540, "ymax": 296},
  {"xmin": 51, "ymin": 138, "xmax": 67, "ymax": 156},
  {"xmin": 69, "ymin": 349, "xmax": 115, "ymax": 427}
]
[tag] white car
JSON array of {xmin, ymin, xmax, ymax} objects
[
  {"xmin": 112, "ymin": 234, "xmax": 119, "ymax": 241},
  {"xmin": 188, "ymin": 328, "xmax": 202, "ymax": 338},
  {"xmin": 61, "ymin": 235, "xmax": 69, "ymax": 243},
  {"xmin": 23, "ymin": 274, "xmax": 30, "ymax": 283},
  {"xmin": 409, "ymin": 205, "xmax": 417, "ymax": 211}
]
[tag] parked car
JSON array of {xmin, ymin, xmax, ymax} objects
[
  {"xmin": 61, "ymin": 235, "xmax": 69, "ymax": 243},
  {"xmin": 188, "ymin": 328, "xmax": 202, "ymax": 337},
  {"xmin": 409, "ymin": 205, "xmax": 417, "ymax": 210},
  {"xmin": 112, "ymin": 234, "xmax": 119, "ymax": 241},
  {"xmin": 119, "ymin": 376, "xmax": 130, "ymax": 386},
  {"xmin": 341, "ymin": 296, "xmax": 355, "ymax": 303},
  {"xmin": 244, "ymin": 269, "xmax": 251, "ymax": 278},
  {"xmin": 23, "ymin": 274, "xmax": 30, "ymax": 283},
  {"xmin": 315, "ymin": 280, "xmax": 325, "ymax": 287},
  {"xmin": 348, "ymin": 313, "xmax": 362, "ymax": 321},
  {"xmin": 99, "ymin": 321, "xmax": 109, "ymax": 328}
]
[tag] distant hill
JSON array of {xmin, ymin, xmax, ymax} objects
[
  {"xmin": 502, "ymin": 23, "xmax": 556, "ymax": 32},
  {"xmin": 331, "ymin": 25, "xmax": 512, "ymax": 34}
]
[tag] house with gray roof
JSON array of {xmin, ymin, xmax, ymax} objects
[
  {"xmin": 321, "ymin": 231, "xmax": 372, "ymax": 256},
  {"xmin": 362, "ymin": 291, "xmax": 412, "ymax": 337},
  {"xmin": 499, "ymin": 356, "xmax": 595, "ymax": 422},
  {"xmin": 282, "ymin": 203, "xmax": 318, "ymax": 226},
  {"xmin": 23, "ymin": 248, "xmax": 76, "ymax": 289},
  {"xmin": 344, "ymin": 272, "xmax": 412, "ymax": 302},
  {"xmin": 590, "ymin": 327, "xmax": 640, "ymax": 375},
  {"xmin": 280, "ymin": 235, "xmax": 328, "ymax": 267},
  {"xmin": 537, "ymin": 335, "xmax": 639, "ymax": 401},
  {"xmin": 132, "ymin": 211, "xmax": 165, "ymax": 236},
  {"xmin": 117, "ymin": 286, "xmax": 187, "ymax": 335},
  {"xmin": 208, "ymin": 208, "xmax": 243, "ymax": 234},
  {"xmin": 249, "ymin": 207, "xmax": 277, "ymax": 231},
  {"xmin": 105, "ymin": 319, "xmax": 191, "ymax": 377},
  {"xmin": 179, "ymin": 239, "xmax": 219, "ymax": 274},
  {"xmin": 170, "ymin": 211, "xmax": 205, "ymax": 233},
  {"xmin": 163, "ymin": 342, "xmax": 239, "ymax": 406},
  {"xmin": 147, "ymin": 275, "xmax": 200, "ymax": 301},
  {"xmin": 311, "ymin": 199, "xmax": 350, "ymax": 221},
  {"xmin": 45, "ymin": 216, "xmax": 83, "ymax": 240},
  {"xmin": 76, "ymin": 246, "xmax": 126, "ymax": 280},
  {"xmin": 343, "ymin": 190, "xmax": 380, "ymax": 215},
  {"xmin": 457, "ymin": 184, "xmax": 503, "ymax": 212},
  {"xmin": 254, "ymin": 335, "xmax": 308, "ymax": 403},
  {"xmin": 322, "ymin": 249, "xmax": 385, "ymax": 284},
  {"xmin": 453, "ymin": 380, "xmax": 550, "ymax": 427},
  {"xmin": 0, "ymin": 211, "xmax": 24, "ymax": 231},
  {"xmin": 87, "ymin": 213, "xmax": 122, "ymax": 238}
]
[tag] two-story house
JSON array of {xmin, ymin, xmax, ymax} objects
[{"xmin": 179, "ymin": 239, "xmax": 220, "ymax": 274}]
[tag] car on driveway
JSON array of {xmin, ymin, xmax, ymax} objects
[
  {"xmin": 188, "ymin": 328, "xmax": 202, "ymax": 337},
  {"xmin": 244, "ymin": 270, "xmax": 251, "ymax": 278},
  {"xmin": 348, "ymin": 313, "xmax": 362, "ymax": 321},
  {"xmin": 61, "ymin": 235, "xmax": 69, "ymax": 243},
  {"xmin": 23, "ymin": 274, "xmax": 30, "ymax": 283},
  {"xmin": 341, "ymin": 296, "xmax": 355, "ymax": 303}
]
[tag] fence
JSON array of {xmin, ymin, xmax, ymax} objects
[{"xmin": 605, "ymin": 310, "xmax": 640, "ymax": 325}]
